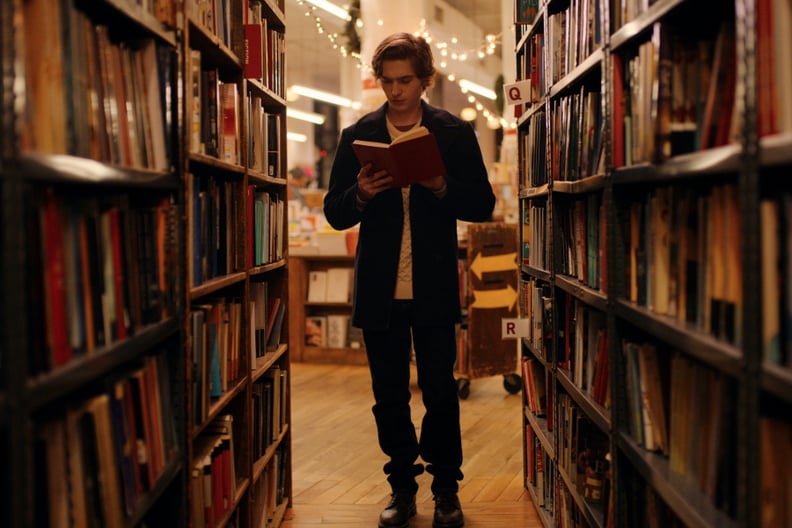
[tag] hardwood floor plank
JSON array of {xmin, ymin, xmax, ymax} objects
[{"xmin": 282, "ymin": 362, "xmax": 540, "ymax": 527}]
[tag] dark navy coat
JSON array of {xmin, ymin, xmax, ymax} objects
[{"xmin": 323, "ymin": 100, "xmax": 495, "ymax": 330}]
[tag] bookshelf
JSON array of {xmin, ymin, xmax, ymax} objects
[
  {"xmin": 0, "ymin": 0, "xmax": 292, "ymax": 526},
  {"xmin": 288, "ymin": 255, "xmax": 365, "ymax": 365},
  {"xmin": 184, "ymin": 0, "xmax": 291, "ymax": 527},
  {"xmin": 1, "ymin": 1, "xmax": 185, "ymax": 526},
  {"xmin": 514, "ymin": 0, "xmax": 792, "ymax": 527}
]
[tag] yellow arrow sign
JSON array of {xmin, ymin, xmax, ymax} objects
[
  {"xmin": 470, "ymin": 251, "xmax": 518, "ymax": 280},
  {"xmin": 471, "ymin": 284, "xmax": 518, "ymax": 310}
]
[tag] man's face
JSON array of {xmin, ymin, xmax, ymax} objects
[{"xmin": 379, "ymin": 59, "xmax": 424, "ymax": 115}]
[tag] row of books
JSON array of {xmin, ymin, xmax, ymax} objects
[
  {"xmin": 556, "ymin": 393, "xmax": 610, "ymax": 503},
  {"xmin": 247, "ymin": 94, "xmax": 281, "ymax": 177},
  {"xmin": 306, "ymin": 268, "xmax": 354, "ymax": 304},
  {"xmin": 189, "ymin": 54, "xmax": 240, "ymax": 164},
  {"xmin": 525, "ymin": 425, "xmax": 556, "ymax": 512},
  {"xmin": 304, "ymin": 315, "xmax": 363, "ymax": 349},
  {"xmin": 190, "ymin": 0, "xmax": 233, "ymax": 49},
  {"xmin": 557, "ymin": 295, "xmax": 610, "ymax": 407},
  {"xmin": 515, "ymin": 33, "xmax": 545, "ymax": 107},
  {"xmin": 521, "ymin": 111, "xmax": 547, "ymax": 188},
  {"xmin": 34, "ymin": 353, "xmax": 177, "ymax": 526},
  {"xmin": 522, "ymin": 356, "xmax": 549, "ymax": 417},
  {"xmin": 622, "ymin": 339, "xmax": 737, "ymax": 513},
  {"xmin": 249, "ymin": 188, "xmax": 285, "ymax": 268},
  {"xmin": 251, "ymin": 445, "xmax": 288, "ymax": 524},
  {"xmin": 521, "ymin": 202, "xmax": 549, "ymax": 270},
  {"xmin": 546, "ymin": 0, "xmax": 603, "ymax": 85},
  {"xmin": 252, "ymin": 367, "xmax": 288, "ymax": 459},
  {"xmin": 549, "ymin": 88, "xmax": 604, "ymax": 182},
  {"xmin": 612, "ymin": 19, "xmax": 736, "ymax": 166},
  {"xmin": 31, "ymin": 189, "xmax": 177, "ymax": 374},
  {"xmin": 21, "ymin": 0, "xmax": 173, "ymax": 169},
  {"xmin": 760, "ymin": 194, "xmax": 792, "ymax": 368},
  {"xmin": 555, "ymin": 193, "xmax": 606, "ymax": 290},
  {"xmin": 186, "ymin": 173, "xmax": 244, "ymax": 287},
  {"xmin": 520, "ymin": 277, "xmax": 553, "ymax": 361},
  {"xmin": 251, "ymin": 282, "xmax": 287, "ymax": 360},
  {"xmin": 191, "ymin": 299, "xmax": 244, "ymax": 426},
  {"xmin": 245, "ymin": 1, "xmax": 287, "ymax": 98},
  {"xmin": 626, "ymin": 183, "xmax": 742, "ymax": 345},
  {"xmin": 191, "ymin": 415, "xmax": 238, "ymax": 528}
]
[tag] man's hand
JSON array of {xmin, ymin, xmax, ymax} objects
[
  {"xmin": 419, "ymin": 174, "xmax": 447, "ymax": 192},
  {"xmin": 357, "ymin": 163, "xmax": 392, "ymax": 201}
]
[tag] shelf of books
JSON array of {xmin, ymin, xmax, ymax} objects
[
  {"xmin": 0, "ymin": 0, "xmax": 292, "ymax": 526},
  {"xmin": 1, "ymin": 0, "xmax": 185, "ymax": 526},
  {"xmin": 184, "ymin": 0, "xmax": 291, "ymax": 526},
  {"xmin": 514, "ymin": 0, "xmax": 792, "ymax": 527},
  {"xmin": 288, "ymin": 255, "xmax": 365, "ymax": 365}
]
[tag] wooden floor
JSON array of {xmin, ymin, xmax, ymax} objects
[{"xmin": 281, "ymin": 362, "xmax": 542, "ymax": 527}]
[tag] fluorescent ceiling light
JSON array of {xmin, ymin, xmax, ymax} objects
[
  {"xmin": 287, "ymin": 132, "xmax": 308, "ymax": 142},
  {"xmin": 304, "ymin": 0, "xmax": 351, "ymax": 21},
  {"xmin": 459, "ymin": 79, "xmax": 496, "ymax": 100},
  {"xmin": 287, "ymin": 108, "xmax": 326, "ymax": 125},
  {"xmin": 291, "ymin": 85, "xmax": 354, "ymax": 107}
]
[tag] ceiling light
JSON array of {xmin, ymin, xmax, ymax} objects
[
  {"xmin": 459, "ymin": 79, "xmax": 496, "ymax": 100},
  {"xmin": 287, "ymin": 108, "xmax": 326, "ymax": 125},
  {"xmin": 287, "ymin": 132, "xmax": 308, "ymax": 142},
  {"xmin": 303, "ymin": 0, "xmax": 351, "ymax": 21},
  {"xmin": 290, "ymin": 85, "xmax": 354, "ymax": 107}
]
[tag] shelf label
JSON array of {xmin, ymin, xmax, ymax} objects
[{"xmin": 502, "ymin": 318, "xmax": 531, "ymax": 339}]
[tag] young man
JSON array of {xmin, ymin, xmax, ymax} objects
[{"xmin": 323, "ymin": 32, "xmax": 495, "ymax": 528}]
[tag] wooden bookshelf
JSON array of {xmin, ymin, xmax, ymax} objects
[
  {"xmin": 184, "ymin": 0, "xmax": 291, "ymax": 526},
  {"xmin": 514, "ymin": 0, "xmax": 792, "ymax": 527},
  {"xmin": 0, "ymin": 0, "xmax": 292, "ymax": 526},
  {"xmin": 1, "ymin": 1, "xmax": 185, "ymax": 526},
  {"xmin": 288, "ymin": 254, "xmax": 367, "ymax": 365}
]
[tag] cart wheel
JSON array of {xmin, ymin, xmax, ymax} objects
[
  {"xmin": 503, "ymin": 374, "xmax": 522, "ymax": 394},
  {"xmin": 457, "ymin": 378, "xmax": 471, "ymax": 400}
]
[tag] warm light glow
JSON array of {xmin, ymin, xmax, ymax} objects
[
  {"xmin": 303, "ymin": 0, "xmax": 351, "ymax": 21},
  {"xmin": 459, "ymin": 79, "xmax": 496, "ymax": 100},
  {"xmin": 287, "ymin": 132, "xmax": 308, "ymax": 142},
  {"xmin": 460, "ymin": 107, "xmax": 477, "ymax": 121},
  {"xmin": 287, "ymin": 108, "xmax": 326, "ymax": 125},
  {"xmin": 291, "ymin": 85, "xmax": 354, "ymax": 107}
]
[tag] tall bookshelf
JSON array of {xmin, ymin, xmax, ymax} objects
[
  {"xmin": 514, "ymin": 0, "xmax": 792, "ymax": 527},
  {"xmin": 0, "ymin": 0, "xmax": 292, "ymax": 526},
  {"xmin": 184, "ymin": 0, "xmax": 291, "ymax": 526},
  {"xmin": 1, "ymin": 0, "xmax": 186, "ymax": 526}
]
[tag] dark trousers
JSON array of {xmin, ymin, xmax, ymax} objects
[{"xmin": 363, "ymin": 300, "xmax": 464, "ymax": 495}]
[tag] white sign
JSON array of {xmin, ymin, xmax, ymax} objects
[
  {"xmin": 503, "ymin": 79, "xmax": 532, "ymax": 106},
  {"xmin": 502, "ymin": 318, "xmax": 531, "ymax": 339}
]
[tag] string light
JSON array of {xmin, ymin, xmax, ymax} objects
[{"xmin": 292, "ymin": 1, "xmax": 512, "ymax": 126}]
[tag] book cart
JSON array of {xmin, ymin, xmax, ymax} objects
[{"xmin": 455, "ymin": 222, "xmax": 522, "ymax": 399}]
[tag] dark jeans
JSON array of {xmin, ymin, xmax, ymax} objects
[{"xmin": 363, "ymin": 300, "xmax": 464, "ymax": 495}]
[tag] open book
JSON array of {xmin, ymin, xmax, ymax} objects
[{"xmin": 352, "ymin": 126, "xmax": 446, "ymax": 187}]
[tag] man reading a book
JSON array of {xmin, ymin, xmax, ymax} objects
[{"xmin": 324, "ymin": 32, "xmax": 495, "ymax": 528}]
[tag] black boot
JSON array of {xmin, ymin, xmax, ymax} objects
[
  {"xmin": 432, "ymin": 493, "xmax": 464, "ymax": 528},
  {"xmin": 378, "ymin": 492, "xmax": 417, "ymax": 528}
]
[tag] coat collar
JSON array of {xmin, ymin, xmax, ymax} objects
[{"xmin": 354, "ymin": 100, "xmax": 458, "ymax": 144}]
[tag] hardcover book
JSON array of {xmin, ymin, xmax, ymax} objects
[{"xmin": 352, "ymin": 126, "xmax": 445, "ymax": 188}]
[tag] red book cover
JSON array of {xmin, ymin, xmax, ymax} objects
[
  {"xmin": 352, "ymin": 126, "xmax": 446, "ymax": 188},
  {"xmin": 244, "ymin": 23, "xmax": 263, "ymax": 79},
  {"xmin": 41, "ymin": 191, "xmax": 72, "ymax": 367},
  {"xmin": 611, "ymin": 53, "xmax": 625, "ymax": 167}
]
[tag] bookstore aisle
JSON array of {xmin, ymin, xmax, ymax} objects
[{"xmin": 281, "ymin": 362, "xmax": 541, "ymax": 528}]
